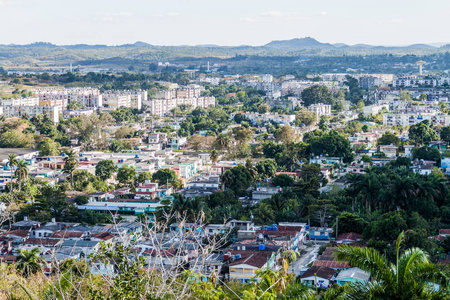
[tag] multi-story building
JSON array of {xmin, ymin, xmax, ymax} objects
[
  {"xmin": 383, "ymin": 112, "xmax": 450, "ymax": 126},
  {"xmin": 148, "ymin": 96, "xmax": 215, "ymax": 116},
  {"xmin": 1, "ymin": 97, "xmax": 40, "ymax": 106},
  {"xmin": 363, "ymin": 104, "xmax": 389, "ymax": 116},
  {"xmin": 307, "ymin": 103, "xmax": 332, "ymax": 117},
  {"xmin": 2, "ymin": 105, "xmax": 60, "ymax": 123},
  {"xmin": 102, "ymin": 90, "xmax": 144, "ymax": 109},
  {"xmin": 359, "ymin": 76, "xmax": 383, "ymax": 89},
  {"xmin": 34, "ymin": 88, "xmax": 102, "ymax": 107},
  {"xmin": 393, "ymin": 77, "xmax": 437, "ymax": 88},
  {"xmin": 230, "ymin": 112, "xmax": 295, "ymax": 126}
]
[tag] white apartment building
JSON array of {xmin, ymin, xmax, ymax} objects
[
  {"xmin": 383, "ymin": 112, "xmax": 450, "ymax": 126},
  {"xmin": 102, "ymin": 90, "xmax": 145, "ymax": 110},
  {"xmin": 148, "ymin": 85, "xmax": 214, "ymax": 116},
  {"xmin": 363, "ymin": 104, "xmax": 389, "ymax": 116},
  {"xmin": 307, "ymin": 103, "xmax": 332, "ymax": 117},
  {"xmin": 230, "ymin": 112, "xmax": 295, "ymax": 126},
  {"xmin": 2, "ymin": 105, "xmax": 60, "ymax": 123},
  {"xmin": 1, "ymin": 97, "xmax": 40, "ymax": 106},
  {"xmin": 261, "ymin": 74, "xmax": 273, "ymax": 83},
  {"xmin": 34, "ymin": 88, "xmax": 102, "ymax": 108},
  {"xmin": 148, "ymin": 97, "xmax": 215, "ymax": 116},
  {"xmin": 392, "ymin": 77, "xmax": 437, "ymax": 88}
]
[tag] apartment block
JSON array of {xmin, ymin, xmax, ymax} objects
[
  {"xmin": 383, "ymin": 112, "xmax": 450, "ymax": 126},
  {"xmin": 102, "ymin": 90, "xmax": 145, "ymax": 109},
  {"xmin": 34, "ymin": 88, "xmax": 102, "ymax": 108},
  {"xmin": 307, "ymin": 103, "xmax": 332, "ymax": 117},
  {"xmin": 2, "ymin": 105, "xmax": 60, "ymax": 123},
  {"xmin": 230, "ymin": 112, "xmax": 295, "ymax": 126}
]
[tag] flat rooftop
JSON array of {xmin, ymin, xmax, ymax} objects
[{"xmin": 0, "ymin": 148, "xmax": 38, "ymax": 161}]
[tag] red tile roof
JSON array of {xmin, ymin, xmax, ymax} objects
[
  {"xmin": 312, "ymin": 260, "xmax": 349, "ymax": 268},
  {"xmin": 336, "ymin": 232, "xmax": 363, "ymax": 242},
  {"xmin": 50, "ymin": 231, "xmax": 83, "ymax": 239},
  {"xmin": 90, "ymin": 232, "xmax": 114, "ymax": 241},
  {"xmin": 1, "ymin": 230, "xmax": 30, "ymax": 238},
  {"xmin": 301, "ymin": 266, "xmax": 336, "ymax": 279},
  {"xmin": 24, "ymin": 238, "xmax": 60, "ymax": 246},
  {"xmin": 228, "ymin": 250, "xmax": 274, "ymax": 268},
  {"xmin": 256, "ymin": 226, "xmax": 303, "ymax": 237}
]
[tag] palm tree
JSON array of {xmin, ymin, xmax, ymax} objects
[
  {"xmin": 7, "ymin": 153, "xmax": 18, "ymax": 194},
  {"xmin": 214, "ymin": 134, "xmax": 231, "ymax": 150},
  {"xmin": 15, "ymin": 159, "xmax": 29, "ymax": 193},
  {"xmin": 16, "ymin": 248, "xmax": 46, "ymax": 277},
  {"xmin": 385, "ymin": 174, "xmax": 418, "ymax": 211},
  {"xmin": 63, "ymin": 149, "xmax": 78, "ymax": 187},
  {"xmin": 335, "ymin": 232, "xmax": 449, "ymax": 299},
  {"xmin": 209, "ymin": 149, "xmax": 219, "ymax": 164},
  {"xmin": 245, "ymin": 158, "xmax": 258, "ymax": 180},
  {"xmin": 358, "ymin": 171, "xmax": 381, "ymax": 212},
  {"xmin": 345, "ymin": 173, "xmax": 362, "ymax": 213}
]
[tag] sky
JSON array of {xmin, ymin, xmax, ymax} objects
[{"xmin": 0, "ymin": 0, "xmax": 449, "ymax": 46}]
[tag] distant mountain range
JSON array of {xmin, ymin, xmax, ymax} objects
[
  {"xmin": 1, "ymin": 37, "xmax": 449, "ymax": 72},
  {"xmin": 263, "ymin": 37, "xmax": 446, "ymax": 51},
  {"xmin": 4, "ymin": 37, "xmax": 449, "ymax": 50}
]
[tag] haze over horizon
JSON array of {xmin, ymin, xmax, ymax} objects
[{"xmin": 0, "ymin": 0, "xmax": 449, "ymax": 47}]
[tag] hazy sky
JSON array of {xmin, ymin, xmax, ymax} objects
[{"xmin": 0, "ymin": 0, "xmax": 449, "ymax": 46}]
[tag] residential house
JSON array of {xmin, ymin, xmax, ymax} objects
[
  {"xmin": 378, "ymin": 144, "xmax": 398, "ymax": 158},
  {"xmin": 18, "ymin": 238, "xmax": 61, "ymax": 253},
  {"xmin": 336, "ymin": 232, "xmax": 363, "ymax": 244},
  {"xmin": 1, "ymin": 230, "xmax": 30, "ymax": 244},
  {"xmin": 228, "ymin": 249, "xmax": 278, "ymax": 283},
  {"xmin": 307, "ymin": 227, "xmax": 333, "ymax": 240},
  {"xmin": 190, "ymin": 253, "xmax": 223, "ymax": 281},
  {"xmin": 59, "ymin": 240, "xmax": 101, "ymax": 257},
  {"xmin": 335, "ymin": 267, "xmax": 370, "ymax": 286},
  {"xmin": 252, "ymin": 186, "xmax": 282, "ymax": 202},
  {"xmin": 11, "ymin": 217, "xmax": 41, "ymax": 231},
  {"xmin": 168, "ymin": 137, "xmax": 187, "ymax": 150},
  {"xmin": 300, "ymin": 266, "xmax": 336, "ymax": 288}
]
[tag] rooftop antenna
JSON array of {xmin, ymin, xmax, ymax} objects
[
  {"xmin": 416, "ymin": 60, "xmax": 425, "ymax": 76},
  {"xmin": 207, "ymin": 61, "xmax": 210, "ymax": 73}
]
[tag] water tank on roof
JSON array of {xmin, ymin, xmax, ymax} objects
[
  {"xmin": 272, "ymin": 224, "xmax": 277, "ymax": 227},
  {"xmin": 267, "ymin": 226, "xmax": 272, "ymax": 231},
  {"xmin": 47, "ymin": 157, "xmax": 51, "ymax": 161},
  {"xmin": 62, "ymin": 153, "xmax": 66, "ymax": 157},
  {"xmin": 120, "ymin": 159, "xmax": 124, "ymax": 163},
  {"xmin": 306, "ymin": 225, "xmax": 310, "ymax": 230},
  {"xmin": 235, "ymin": 254, "xmax": 242, "ymax": 260},
  {"xmin": 259, "ymin": 244, "xmax": 265, "ymax": 250},
  {"xmin": 80, "ymin": 153, "xmax": 83, "ymax": 157},
  {"xmin": 135, "ymin": 154, "xmax": 139, "ymax": 158},
  {"xmin": 273, "ymin": 226, "xmax": 278, "ymax": 231},
  {"xmin": 233, "ymin": 162, "xmax": 237, "ymax": 165}
]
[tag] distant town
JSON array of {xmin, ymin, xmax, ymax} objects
[{"xmin": 0, "ymin": 55, "xmax": 449, "ymax": 298}]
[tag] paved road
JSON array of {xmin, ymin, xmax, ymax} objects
[{"xmin": 289, "ymin": 244, "xmax": 321, "ymax": 275}]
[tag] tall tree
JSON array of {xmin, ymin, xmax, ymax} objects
[
  {"xmin": 409, "ymin": 120, "xmax": 439, "ymax": 144},
  {"xmin": 95, "ymin": 160, "xmax": 118, "ymax": 181},
  {"xmin": 301, "ymin": 85, "xmax": 333, "ymax": 107},
  {"xmin": 15, "ymin": 159, "xmax": 29, "ymax": 193},
  {"xmin": 63, "ymin": 149, "xmax": 78, "ymax": 187},
  {"xmin": 335, "ymin": 232, "xmax": 449, "ymax": 299},
  {"xmin": 7, "ymin": 153, "xmax": 18, "ymax": 195},
  {"xmin": 16, "ymin": 248, "xmax": 46, "ymax": 277}
]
